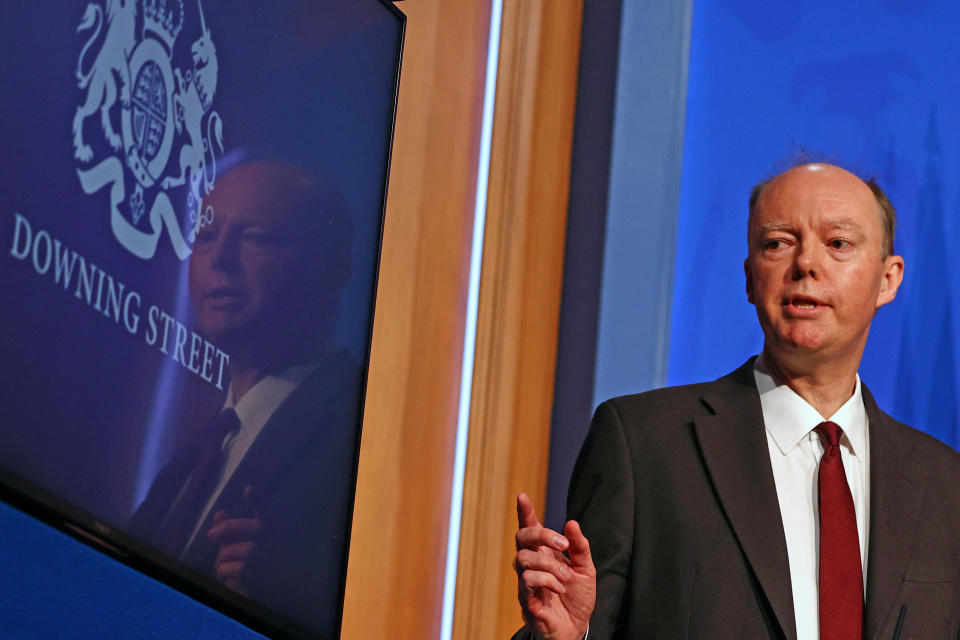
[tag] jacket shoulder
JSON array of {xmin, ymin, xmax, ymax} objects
[
  {"xmin": 599, "ymin": 380, "xmax": 712, "ymax": 420},
  {"xmin": 880, "ymin": 412, "xmax": 960, "ymax": 474},
  {"xmin": 595, "ymin": 359, "xmax": 756, "ymax": 430}
]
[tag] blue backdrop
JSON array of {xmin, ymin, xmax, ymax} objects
[{"xmin": 670, "ymin": 0, "xmax": 960, "ymax": 450}]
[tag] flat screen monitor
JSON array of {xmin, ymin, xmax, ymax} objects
[{"xmin": 0, "ymin": 1, "xmax": 404, "ymax": 637}]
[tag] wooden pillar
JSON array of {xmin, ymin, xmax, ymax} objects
[
  {"xmin": 340, "ymin": 2, "xmax": 494, "ymax": 637},
  {"xmin": 453, "ymin": 2, "xmax": 585, "ymax": 637}
]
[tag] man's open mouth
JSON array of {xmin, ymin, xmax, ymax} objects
[
  {"xmin": 207, "ymin": 286, "xmax": 246, "ymax": 299},
  {"xmin": 785, "ymin": 295, "xmax": 824, "ymax": 310}
]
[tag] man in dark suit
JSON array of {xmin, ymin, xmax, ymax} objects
[
  {"xmin": 514, "ymin": 163, "xmax": 960, "ymax": 639},
  {"xmin": 129, "ymin": 161, "xmax": 361, "ymax": 635}
]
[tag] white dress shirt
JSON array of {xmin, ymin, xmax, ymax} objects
[
  {"xmin": 180, "ymin": 363, "xmax": 319, "ymax": 553},
  {"xmin": 754, "ymin": 357, "xmax": 870, "ymax": 640}
]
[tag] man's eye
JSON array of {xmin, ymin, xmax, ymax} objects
[
  {"xmin": 829, "ymin": 238, "xmax": 851, "ymax": 249},
  {"xmin": 195, "ymin": 228, "xmax": 217, "ymax": 244},
  {"xmin": 243, "ymin": 232, "xmax": 280, "ymax": 247},
  {"xmin": 764, "ymin": 239, "xmax": 785, "ymax": 250}
]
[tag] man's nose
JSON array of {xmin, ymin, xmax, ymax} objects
[
  {"xmin": 210, "ymin": 234, "xmax": 242, "ymax": 273},
  {"xmin": 792, "ymin": 241, "xmax": 820, "ymax": 280}
]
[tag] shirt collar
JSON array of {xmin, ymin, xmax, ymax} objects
[
  {"xmin": 754, "ymin": 356, "xmax": 867, "ymax": 459},
  {"xmin": 222, "ymin": 363, "xmax": 319, "ymax": 438}
]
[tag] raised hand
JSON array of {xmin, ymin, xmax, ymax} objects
[
  {"xmin": 515, "ymin": 493, "xmax": 596, "ymax": 640},
  {"xmin": 207, "ymin": 485, "xmax": 262, "ymax": 597}
]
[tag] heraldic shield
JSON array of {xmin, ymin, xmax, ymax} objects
[{"xmin": 73, "ymin": 0, "xmax": 223, "ymax": 261}]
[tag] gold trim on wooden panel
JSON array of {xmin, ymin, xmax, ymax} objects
[
  {"xmin": 453, "ymin": 2, "xmax": 585, "ymax": 638},
  {"xmin": 341, "ymin": 2, "xmax": 493, "ymax": 638}
]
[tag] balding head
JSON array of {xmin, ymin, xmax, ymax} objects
[
  {"xmin": 749, "ymin": 163, "xmax": 896, "ymax": 258},
  {"xmin": 189, "ymin": 161, "xmax": 352, "ymax": 364}
]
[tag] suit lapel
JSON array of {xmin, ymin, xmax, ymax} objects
[
  {"xmin": 693, "ymin": 360, "xmax": 797, "ymax": 640},
  {"xmin": 128, "ymin": 437, "xmax": 205, "ymax": 539},
  {"xmin": 217, "ymin": 379, "xmax": 338, "ymax": 508},
  {"xmin": 862, "ymin": 388, "xmax": 926, "ymax": 640},
  {"xmin": 181, "ymin": 352, "xmax": 360, "ymax": 566}
]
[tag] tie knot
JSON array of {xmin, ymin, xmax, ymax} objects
[
  {"xmin": 212, "ymin": 407, "xmax": 241, "ymax": 439},
  {"xmin": 814, "ymin": 420, "xmax": 843, "ymax": 448}
]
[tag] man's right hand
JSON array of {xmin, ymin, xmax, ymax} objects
[
  {"xmin": 515, "ymin": 493, "xmax": 596, "ymax": 640},
  {"xmin": 207, "ymin": 485, "xmax": 262, "ymax": 597}
]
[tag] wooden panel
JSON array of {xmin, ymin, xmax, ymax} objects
[
  {"xmin": 452, "ymin": 2, "xmax": 585, "ymax": 638},
  {"xmin": 340, "ymin": 2, "xmax": 493, "ymax": 638}
]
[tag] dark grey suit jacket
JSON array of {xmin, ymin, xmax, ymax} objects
[
  {"xmin": 519, "ymin": 359, "xmax": 960, "ymax": 639},
  {"xmin": 129, "ymin": 350, "xmax": 362, "ymax": 638}
]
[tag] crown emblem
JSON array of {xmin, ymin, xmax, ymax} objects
[{"xmin": 143, "ymin": 0, "xmax": 184, "ymax": 52}]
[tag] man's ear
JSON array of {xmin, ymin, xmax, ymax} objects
[
  {"xmin": 876, "ymin": 254, "xmax": 904, "ymax": 309},
  {"xmin": 744, "ymin": 258, "xmax": 755, "ymax": 305}
]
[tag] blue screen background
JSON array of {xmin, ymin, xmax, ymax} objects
[{"xmin": 0, "ymin": 1, "xmax": 402, "ymax": 636}]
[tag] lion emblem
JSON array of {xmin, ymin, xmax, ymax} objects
[{"xmin": 72, "ymin": 0, "xmax": 137, "ymax": 162}]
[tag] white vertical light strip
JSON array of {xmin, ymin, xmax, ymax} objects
[{"xmin": 440, "ymin": 0, "xmax": 504, "ymax": 638}]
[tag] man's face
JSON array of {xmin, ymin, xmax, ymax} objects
[
  {"xmin": 744, "ymin": 164, "xmax": 904, "ymax": 367},
  {"xmin": 189, "ymin": 165, "xmax": 314, "ymax": 348}
]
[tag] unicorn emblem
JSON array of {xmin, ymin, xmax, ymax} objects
[{"xmin": 163, "ymin": 2, "xmax": 224, "ymax": 237}]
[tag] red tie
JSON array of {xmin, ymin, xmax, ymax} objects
[
  {"xmin": 155, "ymin": 408, "xmax": 241, "ymax": 556},
  {"xmin": 815, "ymin": 421, "xmax": 863, "ymax": 640}
]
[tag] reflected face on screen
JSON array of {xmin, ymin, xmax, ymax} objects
[{"xmin": 189, "ymin": 162, "xmax": 342, "ymax": 357}]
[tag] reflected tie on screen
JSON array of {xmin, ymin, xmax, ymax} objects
[{"xmin": 154, "ymin": 409, "xmax": 241, "ymax": 556}]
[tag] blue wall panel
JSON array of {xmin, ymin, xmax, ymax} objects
[
  {"xmin": 546, "ymin": 0, "xmax": 693, "ymax": 528},
  {"xmin": 592, "ymin": 0, "xmax": 694, "ymax": 407}
]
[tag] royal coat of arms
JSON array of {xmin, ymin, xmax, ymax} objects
[{"xmin": 73, "ymin": 0, "xmax": 223, "ymax": 260}]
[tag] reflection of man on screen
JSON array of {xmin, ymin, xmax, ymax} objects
[{"xmin": 129, "ymin": 161, "xmax": 361, "ymax": 635}]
